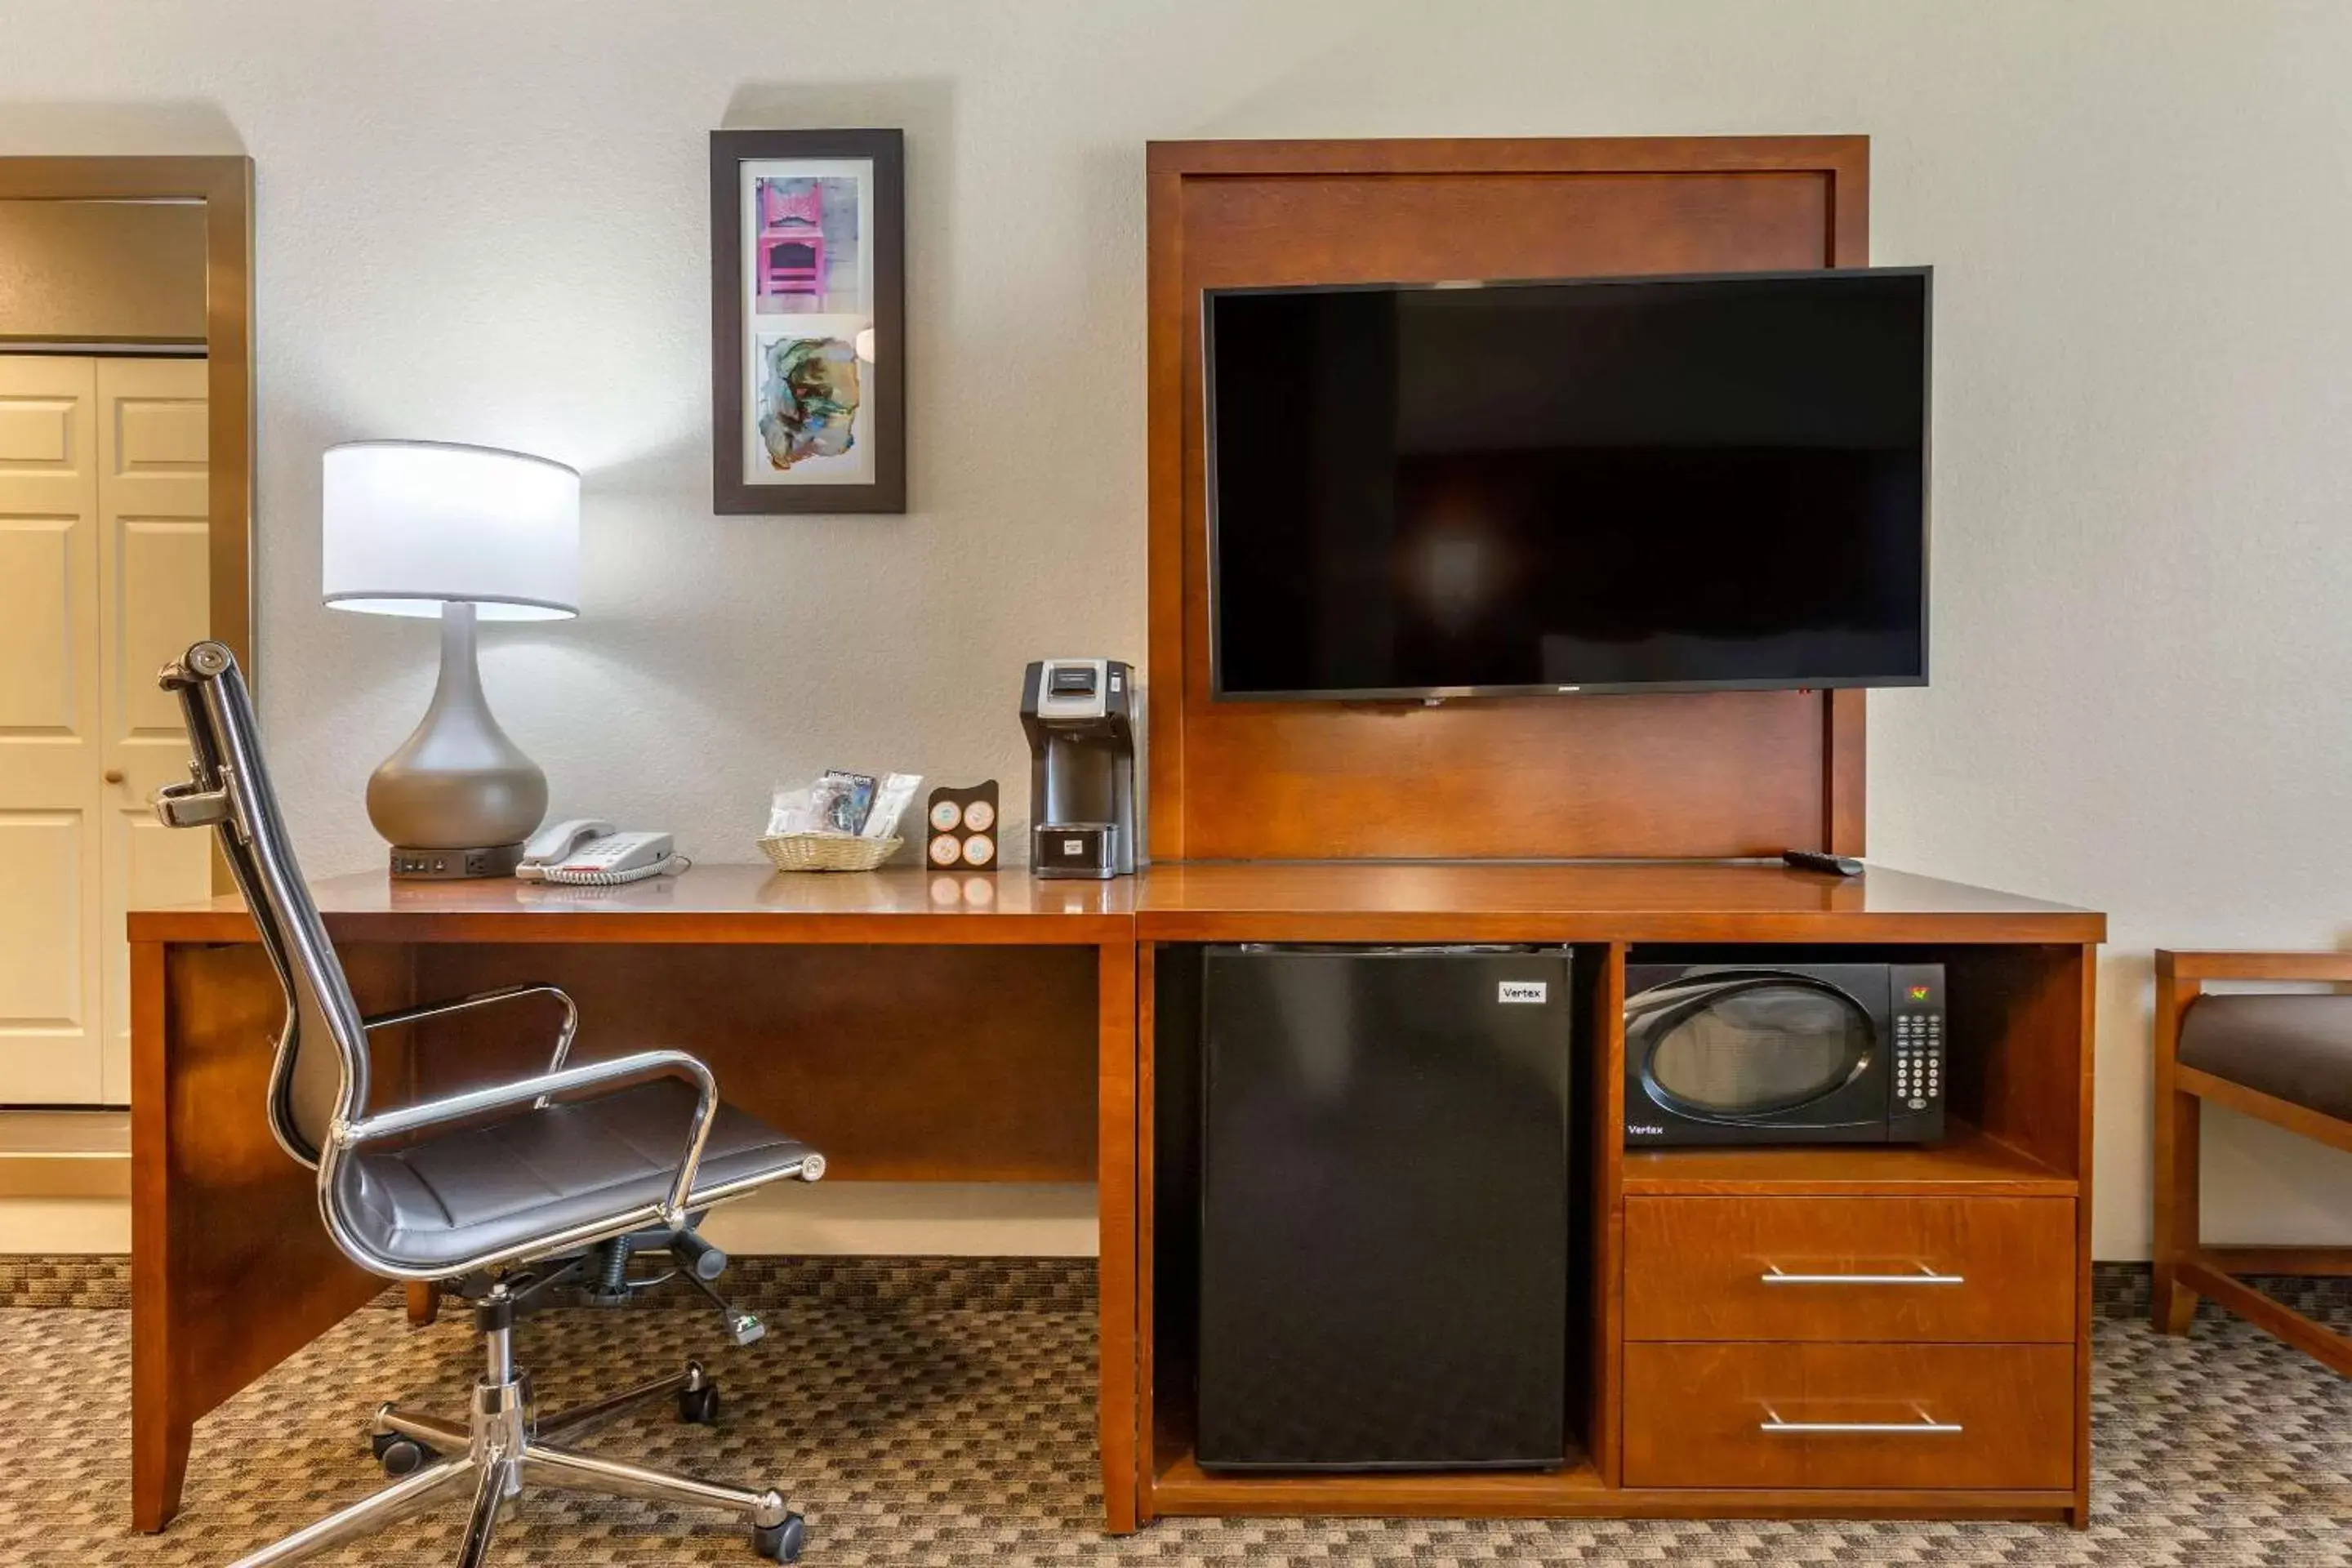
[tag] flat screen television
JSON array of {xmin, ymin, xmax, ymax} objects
[{"xmin": 1205, "ymin": 267, "xmax": 1930, "ymax": 700}]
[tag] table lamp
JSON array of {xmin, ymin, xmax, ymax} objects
[{"xmin": 322, "ymin": 439, "xmax": 580, "ymax": 879}]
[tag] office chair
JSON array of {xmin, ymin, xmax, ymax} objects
[{"xmin": 153, "ymin": 640, "xmax": 826, "ymax": 1567}]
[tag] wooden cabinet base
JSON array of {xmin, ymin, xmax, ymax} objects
[{"xmin": 1136, "ymin": 883, "xmax": 2099, "ymax": 1530}]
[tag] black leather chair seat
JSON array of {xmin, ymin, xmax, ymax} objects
[
  {"xmin": 2178, "ymin": 994, "xmax": 2352, "ymax": 1123},
  {"xmin": 337, "ymin": 1078, "xmax": 815, "ymax": 1273}
]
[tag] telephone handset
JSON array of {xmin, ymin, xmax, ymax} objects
[{"xmin": 517, "ymin": 819, "xmax": 691, "ymax": 885}]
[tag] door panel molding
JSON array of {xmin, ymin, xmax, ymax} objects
[{"xmin": 97, "ymin": 356, "xmax": 212, "ymax": 1105}]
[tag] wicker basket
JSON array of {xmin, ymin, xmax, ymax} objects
[{"xmin": 759, "ymin": 833, "xmax": 902, "ymax": 873}]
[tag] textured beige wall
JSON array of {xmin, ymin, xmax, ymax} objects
[
  {"xmin": 0, "ymin": 198, "xmax": 204, "ymax": 341},
  {"xmin": 3, "ymin": 0, "xmax": 2349, "ymax": 1258}
]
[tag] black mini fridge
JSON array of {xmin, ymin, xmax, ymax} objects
[{"xmin": 1195, "ymin": 945, "xmax": 1573, "ymax": 1471}]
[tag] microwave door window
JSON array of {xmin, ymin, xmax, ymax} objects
[{"xmin": 1646, "ymin": 986, "xmax": 1868, "ymax": 1118}]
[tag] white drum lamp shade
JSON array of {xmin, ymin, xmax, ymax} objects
[
  {"xmin": 322, "ymin": 440, "xmax": 581, "ymax": 875},
  {"xmin": 323, "ymin": 440, "xmax": 580, "ymax": 620}
]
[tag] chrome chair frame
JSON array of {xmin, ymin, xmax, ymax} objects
[{"xmin": 154, "ymin": 641, "xmax": 817, "ymax": 1566}]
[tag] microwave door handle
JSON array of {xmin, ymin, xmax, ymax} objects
[{"xmin": 1759, "ymin": 1263, "xmax": 1965, "ymax": 1286}]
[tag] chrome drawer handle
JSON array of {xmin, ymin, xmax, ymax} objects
[
  {"xmin": 1760, "ymin": 1408, "xmax": 1962, "ymax": 1436},
  {"xmin": 1759, "ymin": 1263, "xmax": 1964, "ymax": 1286}
]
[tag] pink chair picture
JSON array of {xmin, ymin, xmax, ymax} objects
[{"xmin": 759, "ymin": 182, "xmax": 826, "ymax": 301}]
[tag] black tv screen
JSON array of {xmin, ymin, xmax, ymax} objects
[{"xmin": 1206, "ymin": 268, "xmax": 1930, "ymax": 699}]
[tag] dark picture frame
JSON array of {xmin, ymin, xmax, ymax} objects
[{"xmin": 710, "ymin": 127, "xmax": 906, "ymax": 514}]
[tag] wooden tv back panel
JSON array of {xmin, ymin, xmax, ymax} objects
[{"xmin": 1145, "ymin": 136, "xmax": 1873, "ymax": 861}]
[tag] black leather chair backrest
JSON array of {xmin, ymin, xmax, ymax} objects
[{"xmin": 158, "ymin": 641, "xmax": 371, "ymax": 1167}]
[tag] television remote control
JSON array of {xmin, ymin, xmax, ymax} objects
[{"xmin": 1781, "ymin": 849, "xmax": 1864, "ymax": 877}]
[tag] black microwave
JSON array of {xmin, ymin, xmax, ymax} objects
[{"xmin": 1623, "ymin": 963, "xmax": 1944, "ymax": 1147}]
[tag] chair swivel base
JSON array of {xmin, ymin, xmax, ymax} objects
[{"xmin": 227, "ymin": 1296, "xmax": 804, "ymax": 1567}]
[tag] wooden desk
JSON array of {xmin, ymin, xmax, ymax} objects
[
  {"xmin": 133, "ymin": 858, "xmax": 2103, "ymax": 1536},
  {"xmin": 127, "ymin": 866, "xmax": 1141, "ymax": 1533}
]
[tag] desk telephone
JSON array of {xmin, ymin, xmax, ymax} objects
[{"xmin": 516, "ymin": 819, "xmax": 691, "ymax": 885}]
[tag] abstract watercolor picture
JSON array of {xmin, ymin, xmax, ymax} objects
[
  {"xmin": 713, "ymin": 130, "xmax": 903, "ymax": 513},
  {"xmin": 757, "ymin": 335, "xmax": 862, "ymax": 472},
  {"xmin": 737, "ymin": 154, "xmax": 876, "ymax": 486}
]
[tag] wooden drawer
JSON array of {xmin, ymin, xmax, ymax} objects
[
  {"xmin": 1624, "ymin": 1196, "xmax": 2075, "ymax": 1343},
  {"xmin": 1623, "ymin": 1342, "xmax": 2074, "ymax": 1490}
]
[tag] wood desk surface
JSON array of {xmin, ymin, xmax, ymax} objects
[
  {"xmin": 132, "ymin": 860, "xmax": 2102, "ymax": 947},
  {"xmin": 1132, "ymin": 861, "xmax": 2104, "ymax": 944},
  {"xmin": 128, "ymin": 863, "xmax": 1135, "ymax": 945}
]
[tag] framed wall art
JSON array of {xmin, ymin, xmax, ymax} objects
[{"xmin": 710, "ymin": 128, "xmax": 905, "ymax": 513}]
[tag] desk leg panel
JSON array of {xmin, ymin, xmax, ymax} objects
[
  {"xmin": 131, "ymin": 941, "xmax": 188, "ymax": 1533},
  {"xmin": 131, "ymin": 940, "xmax": 412, "ymax": 1531},
  {"xmin": 1097, "ymin": 939, "xmax": 1141, "ymax": 1534},
  {"xmin": 1134, "ymin": 941, "xmax": 1159, "ymax": 1526}
]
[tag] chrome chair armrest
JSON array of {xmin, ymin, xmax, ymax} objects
[
  {"xmin": 338, "ymin": 1049, "xmax": 719, "ymax": 1226},
  {"xmin": 363, "ymin": 983, "xmax": 582, "ymax": 1080}
]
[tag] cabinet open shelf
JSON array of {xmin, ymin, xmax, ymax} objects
[{"xmin": 1620, "ymin": 1121, "xmax": 2076, "ymax": 1197}]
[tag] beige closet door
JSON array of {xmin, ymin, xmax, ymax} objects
[
  {"xmin": 0, "ymin": 355, "xmax": 208, "ymax": 1107},
  {"xmin": 96, "ymin": 357, "xmax": 212, "ymax": 1103},
  {"xmin": 0, "ymin": 357, "xmax": 103, "ymax": 1103}
]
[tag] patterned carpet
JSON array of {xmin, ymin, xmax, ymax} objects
[{"xmin": 0, "ymin": 1263, "xmax": 2345, "ymax": 1565}]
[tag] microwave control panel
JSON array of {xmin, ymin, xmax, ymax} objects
[{"xmin": 1888, "ymin": 963, "xmax": 1946, "ymax": 1129}]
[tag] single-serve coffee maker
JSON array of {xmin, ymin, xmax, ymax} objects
[{"xmin": 1020, "ymin": 659, "xmax": 1137, "ymax": 879}]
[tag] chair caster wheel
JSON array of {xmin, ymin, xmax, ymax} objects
[
  {"xmin": 752, "ymin": 1512, "xmax": 805, "ymax": 1561},
  {"xmin": 370, "ymin": 1431, "xmax": 430, "ymax": 1477},
  {"xmin": 679, "ymin": 1383, "xmax": 721, "ymax": 1424}
]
